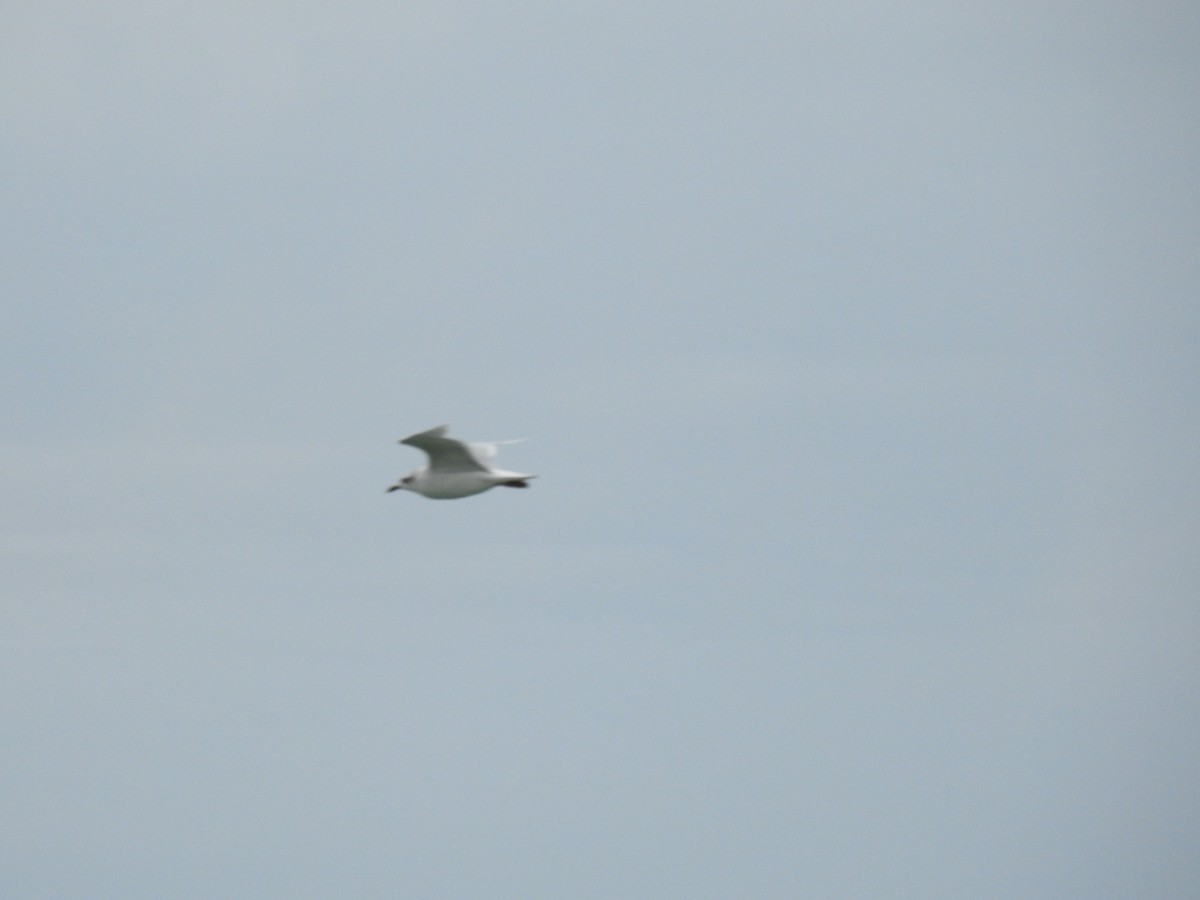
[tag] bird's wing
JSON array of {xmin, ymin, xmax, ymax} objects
[
  {"xmin": 465, "ymin": 438, "xmax": 524, "ymax": 463},
  {"xmin": 399, "ymin": 425, "xmax": 489, "ymax": 473}
]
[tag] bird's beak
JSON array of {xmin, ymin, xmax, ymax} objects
[{"xmin": 386, "ymin": 483, "xmax": 403, "ymax": 493}]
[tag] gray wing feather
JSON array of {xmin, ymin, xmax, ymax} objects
[{"xmin": 399, "ymin": 425, "xmax": 489, "ymax": 473}]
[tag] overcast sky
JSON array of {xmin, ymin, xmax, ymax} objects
[{"xmin": 3, "ymin": 2, "xmax": 1198, "ymax": 897}]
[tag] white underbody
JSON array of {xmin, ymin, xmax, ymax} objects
[{"xmin": 406, "ymin": 468, "xmax": 528, "ymax": 499}]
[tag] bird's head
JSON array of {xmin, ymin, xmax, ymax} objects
[{"xmin": 386, "ymin": 473, "xmax": 417, "ymax": 493}]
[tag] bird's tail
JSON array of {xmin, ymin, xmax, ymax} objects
[{"xmin": 499, "ymin": 476, "xmax": 536, "ymax": 488}]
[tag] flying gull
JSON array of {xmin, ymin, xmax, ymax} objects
[{"xmin": 386, "ymin": 425, "xmax": 536, "ymax": 500}]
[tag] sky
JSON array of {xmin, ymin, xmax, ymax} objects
[{"xmin": 3, "ymin": 2, "xmax": 1199, "ymax": 897}]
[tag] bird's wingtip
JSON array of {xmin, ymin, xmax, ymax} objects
[{"xmin": 398, "ymin": 424, "xmax": 449, "ymax": 444}]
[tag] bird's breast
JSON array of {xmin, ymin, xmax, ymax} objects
[{"xmin": 415, "ymin": 471, "xmax": 494, "ymax": 499}]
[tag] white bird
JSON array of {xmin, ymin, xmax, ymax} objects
[{"xmin": 386, "ymin": 425, "xmax": 536, "ymax": 500}]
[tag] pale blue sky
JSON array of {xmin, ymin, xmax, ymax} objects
[{"xmin": 4, "ymin": 2, "xmax": 1199, "ymax": 897}]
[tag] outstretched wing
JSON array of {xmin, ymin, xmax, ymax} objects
[
  {"xmin": 399, "ymin": 425, "xmax": 489, "ymax": 473},
  {"xmin": 466, "ymin": 438, "xmax": 524, "ymax": 463}
]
